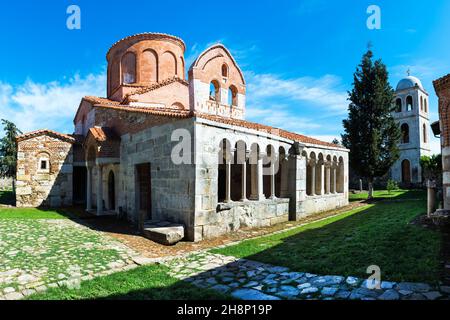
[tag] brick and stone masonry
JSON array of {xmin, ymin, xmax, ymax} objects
[{"xmin": 15, "ymin": 32, "xmax": 350, "ymax": 242}]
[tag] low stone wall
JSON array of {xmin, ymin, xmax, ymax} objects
[
  {"xmin": 303, "ymin": 193, "xmax": 348, "ymax": 215},
  {"xmin": 199, "ymin": 199, "xmax": 290, "ymax": 240}
]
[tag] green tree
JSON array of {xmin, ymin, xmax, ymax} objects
[
  {"xmin": 420, "ymin": 154, "xmax": 442, "ymax": 182},
  {"xmin": 342, "ymin": 49, "xmax": 401, "ymax": 199},
  {"xmin": 0, "ymin": 119, "xmax": 22, "ymax": 193}
]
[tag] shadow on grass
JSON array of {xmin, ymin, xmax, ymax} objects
[
  {"xmin": 28, "ymin": 264, "xmax": 231, "ymax": 300},
  {"xmin": 214, "ymin": 190, "xmax": 441, "ymax": 284}
]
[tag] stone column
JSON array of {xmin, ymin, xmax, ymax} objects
[
  {"xmin": 427, "ymin": 180, "xmax": 436, "ymax": 217},
  {"xmin": 86, "ymin": 166, "xmax": 92, "ymax": 211},
  {"xmin": 241, "ymin": 161, "xmax": 247, "ymax": 201},
  {"xmin": 332, "ymin": 164, "xmax": 337, "ymax": 193},
  {"xmin": 319, "ymin": 162, "xmax": 325, "ymax": 195},
  {"xmin": 326, "ymin": 165, "xmax": 331, "ymax": 194},
  {"xmin": 310, "ymin": 160, "xmax": 316, "ymax": 196},
  {"xmin": 96, "ymin": 165, "xmax": 103, "ymax": 215},
  {"xmin": 269, "ymin": 159, "xmax": 276, "ymax": 200},
  {"xmin": 257, "ymin": 153, "xmax": 265, "ymax": 200}
]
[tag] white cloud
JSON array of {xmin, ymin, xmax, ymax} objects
[
  {"xmin": 246, "ymin": 72, "xmax": 348, "ymax": 115},
  {"xmin": 0, "ymin": 73, "xmax": 105, "ymax": 135}
]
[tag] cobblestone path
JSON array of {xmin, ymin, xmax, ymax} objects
[
  {"xmin": 0, "ymin": 219, "xmax": 140, "ymax": 300},
  {"xmin": 166, "ymin": 252, "xmax": 450, "ymax": 300}
]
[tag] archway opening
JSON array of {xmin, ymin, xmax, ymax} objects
[
  {"xmin": 108, "ymin": 170, "xmax": 115, "ymax": 211},
  {"xmin": 401, "ymin": 159, "xmax": 411, "ymax": 184}
]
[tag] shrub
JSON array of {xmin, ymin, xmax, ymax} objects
[{"xmin": 386, "ymin": 179, "xmax": 399, "ymax": 194}]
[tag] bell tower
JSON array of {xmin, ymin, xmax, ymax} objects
[{"xmin": 390, "ymin": 73, "xmax": 431, "ymax": 185}]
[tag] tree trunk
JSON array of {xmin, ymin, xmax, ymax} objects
[{"xmin": 368, "ymin": 179, "xmax": 374, "ymax": 199}]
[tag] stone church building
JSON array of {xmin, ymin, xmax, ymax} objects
[
  {"xmin": 390, "ymin": 75, "xmax": 431, "ymax": 185},
  {"xmin": 15, "ymin": 33, "xmax": 349, "ymax": 242}
]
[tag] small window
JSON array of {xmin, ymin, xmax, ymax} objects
[
  {"xmin": 222, "ymin": 64, "xmax": 228, "ymax": 78},
  {"xmin": 40, "ymin": 160, "xmax": 47, "ymax": 170},
  {"xmin": 38, "ymin": 156, "xmax": 50, "ymax": 172},
  {"xmin": 401, "ymin": 123, "xmax": 410, "ymax": 144}
]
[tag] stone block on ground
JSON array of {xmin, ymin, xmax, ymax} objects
[{"xmin": 143, "ymin": 221, "xmax": 184, "ymax": 245}]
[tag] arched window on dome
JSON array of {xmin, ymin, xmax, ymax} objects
[
  {"xmin": 401, "ymin": 123, "xmax": 409, "ymax": 144},
  {"xmin": 209, "ymin": 80, "xmax": 220, "ymax": 102},
  {"xmin": 406, "ymin": 96, "xmax": 413, "ymax": 111},
  {"xmin": 395, "ymin": 98, "xmax": 402, "ymax": 112},
  {"xmin": 423, "ymin": 123, "xmax": 427, "ymax": 143},
  {"xmin": 122, "ymin": 52, "xmax": 136, "ymax": 84},
  {"xmin": 228, "ymin": 85, "xmax": 238, "ymax": 106}
]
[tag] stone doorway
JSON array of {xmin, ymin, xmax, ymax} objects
[
  {"xmin": 402, "ymin": 159, "xmax": 411, "ymax": 184},
  {"xmin": 136, "ymin": 163, "xmax": 152, "ymax": 228},
  {"xmin": 108, "ymin": 170, "xmax": 115, "ymax": 211},
  {"xmin": 73, "ymin": 166, "xmax": 87, "ymax": 205}
]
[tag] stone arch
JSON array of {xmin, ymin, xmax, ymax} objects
[
  {"xmin": 406, "ymin": 95, "xmax": 413, "ymax": 111},
  {"xmin": 160, "ymin": 51, "xmax": 177, "ymax": 80},
  {"xmin": 401, "ymin": 123, "xmax": 409, "ymax": 143},
  {"xmin": 171, "ymin": 102, "xmax": 185, "ymax": 110},
  {"xmin": 209, "ymin": 80, "xmax": 221, "ymax": 102},
  {"xmin": 401, "ymin": 159, "xmax": 411, "ymax": 184},
  {"xmin": 222, "ymin": 63, "xmax": 229, "ymax": 78},
  {"xmin": 395, "ymin": 98, "xmax": 402, "ymax": 112},
  {"xmin": 141, "ymin": 49, "xmax": 158, "ymax": 82},
  {"xmin": 121, "ymin": 52, "xmax": 137, "ymax": 84},
  {"xmin": 228, "ymin": 85, "xmax": 238, "ymax": 106}
]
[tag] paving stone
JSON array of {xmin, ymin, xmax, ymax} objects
[
  {"xmin": 345, "ymin": 276, "xmax": 359, "ymax": 286},
  {"xmin": 349, "ymin": 288, "xmax": 379, "ymax": 300},
  {"xmin": 212, "ymin": 284, "xmax": 231, "ymax": 293},
  {"xmin": 440, "ymin": 286, "xmax": 450, "ymax": 294},
  {"xmin": 231, "ymin": 289, "xmax": 281, "ymax": 300},
  {"xmin": 380, "ymin": 281, "xmax": 396, "ymax": 290},
  {"xmin": 277, "ymin": 285, "xmax": 300, "ymax": 297},
  {"xmin": 300, "ymin": 286, "xmax": 319, "ymax": 295},
  {"xmin": 423, "ymin": 291, "xmax": 442, "ymax": 300},
  {"xmin": 297, "ymin": 283, "xmax": 311, "ymax": 290},
  {"xmin": 402, "ymin": 293, "xmax": 426, "ymax": 300},
  {"xmin": 321, "ymin": 287, "xmax": 339, "ymax": 296},
  {"xmin": 378, "ymin": 289, "xmax": 400, "ymax": 300},
  {"xmin": 5, "ymin": 292, "xmax": 24, "ymax": 300},
  {"xmin": 3, "ymin": 287, "xmax": 15, "ymax": 294},
  {"xmin": 398, "ymin": 290, "xmax": 413, "ymax": 296},
  {"xmin": 243, "ymin": 281, "xmax": 260, "ymax": 288},
  {"xmin": 396, "ymin": 282, "xmax": 431, "ymax": 293},
  {"xmin": 335, "ymin": 290, "xmax": 351, "ymax": 299}
]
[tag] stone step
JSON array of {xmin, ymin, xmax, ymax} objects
[{"xmin": 142, "ymin": 220, "xmax": 184, "ymax": 245}]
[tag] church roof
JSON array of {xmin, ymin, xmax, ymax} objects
[
  {"xmin": 92, "ymin": 103, "xmax": 345, "ymax": 150},
  {"xmin": 16, "ymin": 129, "xmax": 76, "ymax": 143},
  {"xmin": 396, "ymin": 76, "xmax": 424, "ymax": 91}
]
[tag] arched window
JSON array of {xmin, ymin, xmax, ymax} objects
[
  {"xmin": 395, "ymin": 98, "xmax": 402, "ymax": 112},
  {"xmin": 423, "ymin": 123, "xmax": 427, "ymax": 143},
  {"xmin": 228, "ymin": 85, "xmax": 238, "ymax": 106},
  {"xmin": 401, "ymin": 123, "xmax": 409, "ymax": 143},
  {"xmin": 401, "ymin": 159, "xmax": 411, "ymax": 184},
  {"xmin": 122, "ymin": 52, "xmax": 136, "ymax": 84},
  {"xmin": 420, "ymin": 96, "xmax": 423, "ymax": 111},
  {"xmin": 222, "ymin": 64, "xmax": 228, "ymax": 78},
  {"xmin": 141, "ymin": 49, "xmax": 158, "ymax": 82},
  {"xmin": 406, "ymin": 96, "xmax": 413, "ymax": 111},
  {"xmin": 209, "ymin": 80, "xmax": 220, "ymax": 102},
  {"xmin": 424, "ymin": 98, "xmax": 428, "ymax": 113}
]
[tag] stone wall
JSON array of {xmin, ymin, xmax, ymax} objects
[
  {"xmin": 119, "ymin": 118, "xmax": 196, "ymax": 239},
  {"xmin": 16, "ymin": 135, "xmax": 73, "ymax": 207},
  {"xmin": 0, "ymin": 177, "xmax": 12, "ymax": 190}
]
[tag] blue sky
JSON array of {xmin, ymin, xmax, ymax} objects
[{"xmin": 1, "ymin": 0, "xmax": 449, "ymax": 154}]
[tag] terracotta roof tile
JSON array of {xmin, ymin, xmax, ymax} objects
[
  {"xmin": 16, "ymin": 129, "xmax": 76, "ymax": 143},
  {"xmin": 93, "ymin": 104, "xmax": 344, "ymax": 149},
  {"xmin": 83, "ymin": 96, "xmax": 121, "ymax": 106},
  {"xmin": 88, "ymin": 127, "xmax": 120, "ymax": 142}
]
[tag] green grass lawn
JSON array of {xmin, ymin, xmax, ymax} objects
[
  {"xmin": 28, "ymin": 264, "xmax": 230, "ymax": 300},
  {"xmin": 348, "ymin": 189, "xmax": 425, "ymax": 202},
  {"xmin": 212, "ymin": 190, "xmax": 441, "ymax": 283},
  {"xmin": 0, "ymin": 207, "xmax": 70, "ymax": 219}
]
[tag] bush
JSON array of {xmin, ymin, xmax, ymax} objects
[{"xmin": 386, "ymin": 179, "xmax": 399, "ymax": 194}]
